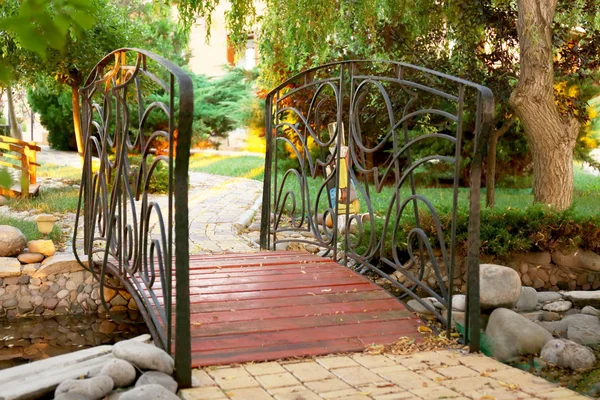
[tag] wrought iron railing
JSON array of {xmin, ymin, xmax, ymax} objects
[
  {"xmin": 73, "ymin": 49, "xmax": 193, "ymax": 387},
  {"xmin": 260, "ymin": 61, "xmax": 494, "ymax": 351}
]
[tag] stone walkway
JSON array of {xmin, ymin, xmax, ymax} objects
[
  {"xmin": 180, "ymin": 350, "xmax": 587, "ymax": 400},
  {"xmin": 39, "ymin": 148, "xmax": 588, "ymax": 400}
]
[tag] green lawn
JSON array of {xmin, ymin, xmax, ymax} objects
[{"xmin": 0, "ymin": 215, "xmax": 62, "ymax": 242}]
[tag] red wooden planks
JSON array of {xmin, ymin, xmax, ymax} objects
[{"xmin": 142, "ymin": 251, "xmax": 423, "ymax": 367}]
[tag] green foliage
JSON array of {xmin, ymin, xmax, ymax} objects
[
  {"xmin": 27, "ymin": 85, "xmax": 76, "ymax": 150},
  {"xmin": 0, "ymin": 166, "xmax": 13, "ymax": 189},
  {"xmin": 146, "ymin": 68, "xmax": 255, "ymax": 145}
]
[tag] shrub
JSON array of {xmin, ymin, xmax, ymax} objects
[{"xmin": 28, "ymin": 86, "xmax": 77, "ymax": 151}]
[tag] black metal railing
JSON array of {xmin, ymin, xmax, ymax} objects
[
  {"xmin": 73, "ymin": 48, "xmax": 193, "ymax": 387},
  {"xmin": 260, "ymin": 61, "xmax": 494, "ymax": 351}
]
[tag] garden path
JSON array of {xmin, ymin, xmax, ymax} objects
[{"xmin": 40, "ymin": 147, "xmax": 263, "ymax": 254}]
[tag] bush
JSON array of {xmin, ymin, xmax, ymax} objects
[{"xmin": 28, "ymin": 86, "xmax": 77, "ymax": 151}]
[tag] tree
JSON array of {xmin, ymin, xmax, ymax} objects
[{"xmin": 174, "ymin": 0, "xmax": 600, "ymax": 211}]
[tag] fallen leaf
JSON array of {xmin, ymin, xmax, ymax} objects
[
  {"xmin": 497, "ymin": 381, "xmax": 518, "ymax": 390},
  {"xmin": 223, "ymin": 376, "xmax": 236, "ymax": 380},
  {"xmin": 301, "ymin": 270, "xmax": 306, "ymax": 274},
  {"xmin": 417, "ymin": 326, "xmax": 433, "ymax": 334},
  {"xmin": 322, "ymin": 288, "xmax": 331, "ymax": 292}
]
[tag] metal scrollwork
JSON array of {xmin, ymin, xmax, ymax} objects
[
  {"xmin": 74, "ymin": 48, "xmax": 193, "ymax": 387},
  {"xmin": 260, "ymin": 61, "xmax": 494, "ymax": 351}
]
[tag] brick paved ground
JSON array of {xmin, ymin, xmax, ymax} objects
[{"xmin": 179, "ymin": 350, "xmax": 587, "ymax": 400}]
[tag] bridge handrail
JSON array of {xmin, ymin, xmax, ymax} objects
[
  {"xmin": 260, "ymin": 60, "xmax": 494, "ymax": 351},
  {"xmin": 0, "ymin": 135, "xmax": 40, "ymax": 197},
  {"xmin": 73, "ymin": 48, "xmax": 193, "ymax": 387}
]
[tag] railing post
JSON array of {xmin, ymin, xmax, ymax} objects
[
  {"xmin": 27, "ymin": 142, "xmax": 36, "ymax": 184},
  {"xmin": 20, "ymin": 146, "xmax": 30, "ymax": 197}
]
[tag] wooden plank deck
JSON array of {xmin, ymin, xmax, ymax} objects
[{"xmin": 179, "ymin": 251, "xmax": 423, "ymax": 367}]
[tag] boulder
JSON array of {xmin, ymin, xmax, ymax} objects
[
  {"xmin": 136, "ymin": 371, "xmax": 178, "ymax": 393},
  {"xmin": 552, "ymin": 249, "xmax": 600, "ymax": 272},
  {"xmin": 582, "ymin": 306, "xmax": 600, "ymax": 317},
  {"xmin": 567, "ymin": 314, "xmax": 600, "ymax": 345},
  {"xmin": 100, "ymin": 358, "xmax": 137, "ymax": 388},
  {"xmin": 563, "ymin": 291, "xmax": 600, "ymax": 308},
  {"xmin": 54, "ymin": 394, "xmax": 90, "ymax": 400},
  {"xmin": 0, "ymin": 257, "xmax": 22, "ymax": 278},
  {"xmin": 27, "ymin": 240, "xmax": 56, "ymax": 257},
  {"xmin": 407, "ymin": 298, "xmax": 435, "ymax": 315},
  {"xmin": 541, "ymin": 339, "xmax": 596, "ymax": 370},
  {"xmin": 55, "ymin": 376, "xmax": 114, "ymax": 400},
  {"xmin": 542, "ymin": 301, "xmax": 572, "ymax": 313},
  {"xmin": 120, "ymin": 384, "xmax": 179, "ymax": 400},
  {"xmin": 514, "ymin": 287, "xmax": 538, "ymax": 312},
  {"xmin": 32, "ymin": 253, "xmax": 86, "ymax": 278},
  {"xmin": 17, "ymin": 252, "xmax": 44, "ymax": 264},
  {"xmin": 113, "ymin": 339, "xmax": 174, "ymax": 375},
  {"xmin": 452, "ymin": 294, "xmax": 466, "ymax": 312},
  {"xmin": 486, "ymin": 308, "xmax": 553, "ymax": 361},
  {"xmin": 0, "ymin": 225, "xmax": 27, "ymax": 257},
  {"xmin": 537, "ymin": 292, "xmax": 563, "ymax": 304},
  {"xmin": 480, "ymin": 264, "xmax": 521, "ymax": 310}
]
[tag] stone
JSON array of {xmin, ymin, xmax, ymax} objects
[
  {"xmin": 541, "ymin": 339, "xmax": 595, "ymax": 370},
  {"xmin": 563, "ymin": 291, "xmax": 600, "ymax": 307},
  {"xmin": 18, "ymin": 274, "xmax": 30, "ymax": 285},
  {"xmin": 553, "ymin": 249, "xmax": 600, "ymax": 272},
  {"xmin": 452, "ymin": 294, "xmax": 466, "ymax": 311},
  {"xmin": 407, "ymin": 298, "xmax": 434, "ymax": 314},
  {"xmin": 542, "ymin": 301, "xmax": 573, "ymax": 313},
  {"xmin": 582, "ymin": 306, "xmax": 600, "ymax": 317},
  {"xmin": 567, "ymin": 315, "xmax": 600, "ymax": 345},
  {"xmin": 541, "ymin": 311, "xmax": 562, "ymax": 321},
  {"xmin": 100, "ymin": 358, "xmax": 137, "ymax": 388},
  {"xmin": 2, "ymin": 298, "xmax": 18, "ymax": 309},
  {"xmin": 55, "ymin": 376, "xmax": 114, "ymax": 400},
  {"xmin": 520, "ymin": 251, "xmax": 552, "ymax": 265},
  {"xmin": 0, "ymin": 257, "xmax": 22, "ymax": 278},
  {"xmin": 17, "ymin": 300, "xmax": 33, "ymax": 314},
  {"xmin": 537, "ymin": 291, "xmax": 563, "ymax": 303},
  {"xmin": 120, "ymin": 384, "xmax": 179, "ymax": 400},
  {"xmin": 54, "ymin": 394, "xmax": 90, "ymax": 400},
  {"xmin": 22, "ymin": 263, "xmax": 40, "ymax": 275},
  {"xmin": 110, "ymin": 295, "xmax": 128, "ymax": 307},
  {"xmin": 103, "ymin": 287, "xmax": 118, "ymax": 302},
  {"xmin": 136, "ymin": 371, "xmax": 178, "ymax": 393},
  {"xmin": 99, "ymin": 320, "xmax": 118, "ymax": 334},
  {"xmin": 27, "ymin": 240, "xmax": 56, "ymax": 257},
  {"xmin": 0, "ymin": 225, "xmax": 27, "ymax": 257},
  {"xmin": 17, "ymin": 252, "xmax": 44, "ymax": 264},
  {"xmin": 480, "ymin": 264, "xmax": 521, "ymax": 310},
  {"xmin": 66, "ymin": 280, "xmax": 77, "ymax": 291},
  {"xmin": 514, "ymin": 287, "xmax": 538, "ymax": 312},
  {"xmin": 485, "ymin": 308, "xmax": 553, "ymax": 361},
  {"xmin": 57, "ymin": 289, "xmax": 70, "ymax": 299},
  {"xmin": 33, "ymin": 253, "xmax": 86, "ymax": 278},
  {"xmin": 43, "ymin": 297, "xmax": 59, "ymax": 310},
  {"xmin": 113, "ymin": 339, "xmax": 174, "ymax": 374}
]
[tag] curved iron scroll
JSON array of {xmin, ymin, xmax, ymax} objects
[
  {"xmin": 260, "ymin": 61, "xmax": 494, "ymax": 351},
  {"xmin": 73, "ymin": 48, "xmax": 193, "ymax": 387}
]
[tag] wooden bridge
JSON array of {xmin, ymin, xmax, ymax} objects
[{"xmin": 74, "ymin": 49, "xmax": 493, "ymax": 388}]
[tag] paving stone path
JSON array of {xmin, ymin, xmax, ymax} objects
[{"xmin": 180, "ymin": 350, "xmax": 587, "ymax": 400}]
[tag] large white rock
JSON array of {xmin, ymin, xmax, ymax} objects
[
  {"xmin": 542, "ymin": 301, "xmax": 572, "ymax": 313},
  {"xmin": 486, "ymin": 308, "xmax": 553, "ymax": 361},
  {"xmin": 0, "ymin": 257, "xmax": 22, "ymax": 278},
  {"xmin": 113, "ymin": 339, "xmax": 173, "ymax": 375},
  {"xmin": 100, "ymin": 358, "xmax": 137, "ymax": 388},
  {"xmin": 567, "ymin": 314, "xmax": 600, "ymax": 345},
  {"xmin": 563, "ymin": 291, "xmax": 600, "ymax": 308},
  {"xmin": 480, "ymin": 264, "xmax": 521, "ymax": 310},
  {"xmin": 32, "ymin": 253, "xmax": 86, "ymax": 278},
  {"xmin": 120, "ymin": 384, "xmax": 179, "ymax": 400},
  {"xmin": 55, "ymin": 376, "xmax": 114, "ymax": 400},
  {"xmin": 0, "ymin": 225, "xmax": 26, "ymax": 257},
  {"xmin": 537, "ymin": 292, "xmax": 563, "ymax": 304},
  {"xmin": 514, "ymin": 287, "xmax": 538, "ymax": 312},
  {"xmin": 27, "ymin": 239, "xmax": 56, "ymax": 257},
  {"xmin": 541, "ymin": 339, "xmax": 596, "ymax": 370}
]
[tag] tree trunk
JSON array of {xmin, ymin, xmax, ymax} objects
[
  {"xmin": 486, "ymin": 116, "xmax": 516, "ymax": 208},
  {"xmin": 509, "ymin": 0, "xmax": 579, "ymax": 211},
  {"xmin": 6, "ymin": 83, "xmax": 22, "ymax": 140},
  {"xmin": 71, "ymin": 85, "xmax": 84, "ymax": 164}
]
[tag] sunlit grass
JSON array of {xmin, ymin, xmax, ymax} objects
[
  {"xmin": 7, "ymin": 187, "xmax": 80, "ymax": 214},
  {"xmin": 189, "ymin": 154, "xmax": 265, "ymax": 180},
  {"xmin": 36, "ymin": 161, "xmax": 82, "ymax": 182}
]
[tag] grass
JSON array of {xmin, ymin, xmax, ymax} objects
[
  {"xmin": 189, "ymin": 154, "xmax": 265, "ymax": 180},
  {"xmin": 36, "ymin": 161, "xmax": 82, "ymax": 182},
  {"xmin": 7, "ymin": 187, "xmax": 80, "ymax": 214},
  {"xmin": 0, "ymin": 215, "xmax": 62, "ymax": 242}
]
